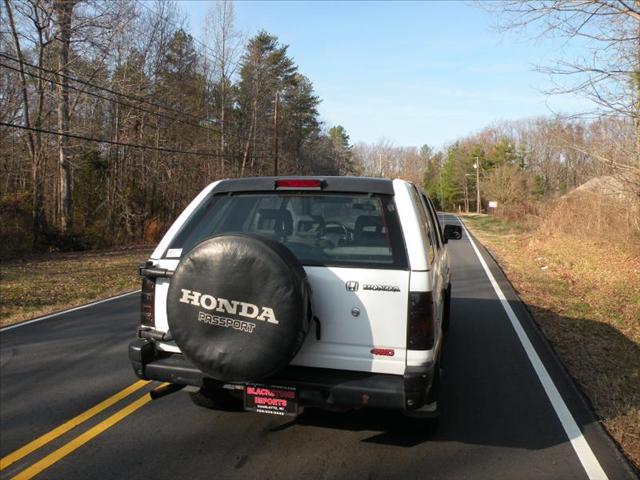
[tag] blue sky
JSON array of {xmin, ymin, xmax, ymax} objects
[{"xmin": 179, "ymin": 1, "xmax": 590, "ymax": 149}]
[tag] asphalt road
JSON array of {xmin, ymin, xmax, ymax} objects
[{"xmin": 1, "ymin": 215, "xmax": 637, "ymax": 480}]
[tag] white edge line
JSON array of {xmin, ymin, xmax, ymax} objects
[
  {"xmin": 0, "ymin": 290, "xmax": 141, "ymax": 333},
  {"xmin": 457, "ymin": 216, "xmax": 609, "ymax": 480}
]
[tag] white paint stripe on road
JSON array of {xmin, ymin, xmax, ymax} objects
[
  {"xmin": 458, "ymin": 217, "xmax": 609, "ymax": 480},
  {"xmin": 0, "ymin": 290, "xmax": 140, "ymax": 333}
]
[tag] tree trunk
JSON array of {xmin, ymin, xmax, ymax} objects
[
  {"xmin": 463, "ymin": 180, "xmax": 469, "ymax": 213},
  {"xmin": 54, "ymin": 0, "xmax": 75, "ymax": 233},
  {"xmin": 273, "ymin": 90, "xmax": 279, "ymax": 176},
  {"xmin": 4, "ymin": 0, "xmax": 45, "ymax": 244},
  {"xmin": 220, "ymin": 82, "xmax": 225, "ymax": 177},
  {"xmin": 241, "ymin": 99, "xmax": 257, "ymax": 177},
  {"xmin": 250, "ymin": 99, "xmax": 257, "ymax": 173},
  {"xmin": 635, "ymin": 2, "xmax": 640, "ymax": 191}
]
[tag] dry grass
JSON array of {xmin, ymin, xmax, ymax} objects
[
  {"xmin": 0, "ymin": 246, "xmax": 153, "ymax": 327},
  {"xmin": 540, "ymin": 191, "xmax": 640, "ymax": 247},
  {"xmin": 462, "ymin": 213, "xmax": 640, "ymax": 470}
]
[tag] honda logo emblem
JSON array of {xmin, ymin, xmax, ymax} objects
[{"xmin": 345, "ymin": 281, "xmax": 359, "ymax": 292}]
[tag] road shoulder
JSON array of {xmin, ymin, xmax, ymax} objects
[{"xmin": 459, "ymin": 214, "xmax": 640, "ymax": 478}]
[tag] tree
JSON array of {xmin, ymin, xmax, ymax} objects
[
  {"xmin": 483, "ymin": 163, "xmax": 530, "ymax": 207},
  {"xmin": 439, "ymin": 143, "xmax": 475, "ymax": 212},
  {"xmin": 487, "ymin": 0, "xmax": 640, "ymax": 192},
  {"xmin": 3, "ymin": 0, "xmax": 54, "ymax": 243},
  {"xmin": 352, "ymin": 140, "xmax": 438, "ymax": 185},
  {"xmin": 238, "ymin": 31, "xmax": 296, "ymax": 175},
  {"xmin": 328, "ymin": 125, "xmax": 354, "ymax": 175},
  {"xmin": 54, "ymin": 0, "xmax": 76, "ymax": 233},
  {"xmin": 422, "ymin": 147, "xmax": 444, "ymax": 208},
  {"xmin": 281, "ymin": 73, "xmax": 320, "ymax": 172},
  {"xmin": 0, "ymin": 5, "xmax": 347, "ymax": 253},
  {"xmin": 203, "ymin": 0, "xmax": 242, "ymax": 176},
  {"xmin": 488, "ymin": 137, "xmax": 515, "ymax": 167}
]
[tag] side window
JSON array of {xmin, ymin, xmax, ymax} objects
[
  {"xmin": 428, "ymin": 197, "xmax": 445, "ymax": 247},
  {"xmin": 410, "ymin": 186, "xmax": 435, "ymax": 265},
  {"xmin": 417, "ymin": 193, "xmax": 440, "ymax": 252},
  {"xmin": 421, "ymin": 193, "xmax": 443, "ymax": 249}
]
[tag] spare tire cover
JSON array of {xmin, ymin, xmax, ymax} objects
[{"xmin": 167, "ymin": 234, "xmax": 311, "ymax": 382}]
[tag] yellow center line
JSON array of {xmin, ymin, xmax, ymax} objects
[
  {"xmin": 0, "ymin": 380, "xmax": 150, "ymax": 471},
  {"xmin": 11, "ymin": 384, "xmax": 169, "ymax": 480}
]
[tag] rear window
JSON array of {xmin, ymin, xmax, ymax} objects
[{"xmin": 166, "ymin": 193, "xmax": 408, "ymax": 269}]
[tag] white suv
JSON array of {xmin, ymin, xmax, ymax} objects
[{"xmin": 130, "ymin": 177, "xmax": 462, "ymax": 418}]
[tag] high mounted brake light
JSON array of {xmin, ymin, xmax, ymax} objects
[
  {"xmin": 407, "ymin": 291, "xmax": 435, "ymax": 350},
  {"xmin": 275, "ymin": 179, "xmax": 323, "ymax": 189}
]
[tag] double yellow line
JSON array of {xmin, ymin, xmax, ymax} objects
[{"xmin": 1, "ymin": 380, "xmax": 165, "ymax": 480}]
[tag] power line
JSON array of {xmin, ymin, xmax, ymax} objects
[
  {"xmin": 0, "ymin": 52, "xmax": 206, "ymax": 124},
  {"xmin": 115, "ymin": 0, "xmax": 245, "ymax": 143},
  {"xmin": 0, "ymin": 53, "xmax": 246, "ymax": 144},
  {"xmin": 0, "ymin": 121, "xmax": 225, "ymax": 158},
  {"xmin": 0, "ymin": 61, "xmax": 217, "ymax": 134}
]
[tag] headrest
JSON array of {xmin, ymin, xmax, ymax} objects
[
  {"xmin": 354, "ymin": 215, "xmax": 386, "ymax": 245},
  {"xmin": 355, "ymin": 215, "xmax": 382, "ymax": 233},
  {"xmin": 296, "ymin": 215, "xmax": 325, "ymax": 235},
  {"xmin": 257, "ymin": 209, "xmax": 293, "ymax": 237}
]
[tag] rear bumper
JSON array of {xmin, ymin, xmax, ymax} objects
[{"xmin": 129, "ymin": 339, "xmax": 434, "ymax": 411}]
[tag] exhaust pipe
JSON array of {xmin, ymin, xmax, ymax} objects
[{"xmin": 150, "ymin": 383, "xmax": 185, "ymax": 400}]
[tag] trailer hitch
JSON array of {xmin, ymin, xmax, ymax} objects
[
  {"xmin": 139, "ymin": 261, "xmax": 174, "ymax": 279},
  {"xmin": 138, "ymin": 327, "xmax": 173, "ymax": 342}
]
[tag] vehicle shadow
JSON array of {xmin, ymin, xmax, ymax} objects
[
  {"xmin": 274, "ymin": 408, "xmax": 439, "ymax": 447},
  {"xmin": 268, "ymin": 296, "xmax": 639, "ymax": 456}
]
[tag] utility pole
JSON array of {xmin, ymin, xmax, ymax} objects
[
  {"xmin": 273, "ymin": 91, "xmax": 279, "ymax": 176},
  {"xmin": 474, "ymin": 155, "xmax": 481, "ymax": 213}
]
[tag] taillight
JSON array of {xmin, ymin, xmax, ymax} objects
[
  {"xmin": 141, "ymin": 277, "xmax": 155, "ymax": 327},
  {"xmin": 407, "ymin": 291, "xmax": 435, "ymax": 350}
]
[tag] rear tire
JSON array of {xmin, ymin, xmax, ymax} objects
[
  {"xmin": 397, "ymin": 414, "xmax": 439, "ymax": 434},
  {"xmin": 401, "ymin": 359, "xmax": 441, "ymax": 433}
]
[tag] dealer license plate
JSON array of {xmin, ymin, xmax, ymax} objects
[{"xmin": 244, "ymin": 384, "xmax": 298, "ymax": 416}]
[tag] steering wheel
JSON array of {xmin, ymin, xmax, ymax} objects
[
  {"xmin": 325, "ymin": 221, "xmax": 346, "ymax": 233},
  {"xmin": 324, "ymin": 221, "xmax": 351, "ymax": 246}
]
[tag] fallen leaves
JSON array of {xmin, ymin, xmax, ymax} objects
[{"xmin": 1, "ymin": 246, "xmax": 153, "ymax": 327}]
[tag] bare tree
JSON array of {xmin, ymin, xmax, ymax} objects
[
  {"xmin": 203, "ymin": 0, "xmax": 242, "ymax": 176},
  {"xmin": 1, "ymin": 2, "xmax": 345, "ymax": 253},
  {"xmin": 487, "ymin": 1, "xmax": 640, "ymax": 186},
  {"xmin": 353, "ymin": 139, "xmax": 431, "ymax": 185},
  {"xmin": 3, "ymin": 0, "xmax": 55, "ymax": 242},
  {"xmin": 53, "ymin": 0, "xmax": 75, "ymax": 232}
]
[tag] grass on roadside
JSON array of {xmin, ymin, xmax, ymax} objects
[
  {"xmin": 0, "ymin": 246, "xmax": 152, "ymax": 327},
  {"xmin": 461, "ymin": 213, "xmax": 640, "ymax": 470}
]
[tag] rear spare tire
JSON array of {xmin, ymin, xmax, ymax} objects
[{"xmin": 167, "ymin": 234, "xmax": 312, "ymax": 382}]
